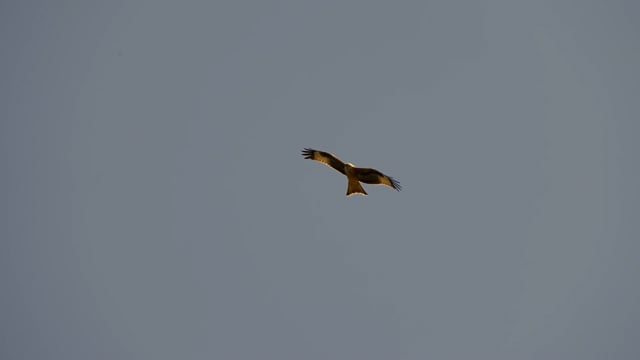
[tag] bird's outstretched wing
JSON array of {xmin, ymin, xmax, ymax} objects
[
  {"xmin": 354, "ymin": 168, "xmax": 402, "ymax": 191},
  {"xmin": 301, "ymin": 148, "xmax": 346, "ymax": 175}
]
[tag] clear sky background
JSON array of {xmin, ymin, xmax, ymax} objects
[{"xmin": 2, "ymin": 1, "xmax": 639, "ymax": 359}]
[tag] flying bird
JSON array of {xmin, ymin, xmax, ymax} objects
[{"xmin": 302, "ymin": 148, "xmax": 401, "ymax": 196}]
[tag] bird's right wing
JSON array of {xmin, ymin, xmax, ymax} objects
[{"xmin": 354, "ymin": 168, "xmax": 402, "ymax": 191}]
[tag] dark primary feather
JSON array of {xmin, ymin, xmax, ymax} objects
[
  {"xmin": 389, "ymin": 177, "xmax": 402, "ymax": 191},
  {"xmin": 301, "ymin": 148, "xmax": 346, "ymax": 175}
]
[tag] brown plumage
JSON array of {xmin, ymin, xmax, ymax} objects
[{"xmin": 301, "ymin": 148, "xmax": 401, "ymax": 196}]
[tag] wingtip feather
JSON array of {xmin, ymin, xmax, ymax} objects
[
  {"xmin": 389, "ymin": 176, "xmax": 402, "ymax": 191},
  {"xmin": 301, "ymin": 148, "xmax": 315, "ymax": 159}
]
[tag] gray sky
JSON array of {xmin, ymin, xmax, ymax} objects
[{"xmin": 2, "ymin": 1, "xmax": 639, "ymax": 359}]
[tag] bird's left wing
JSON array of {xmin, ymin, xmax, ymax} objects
[{"xmin": 301, "ymin": 148, "xmax": 346, "ymax": 175}]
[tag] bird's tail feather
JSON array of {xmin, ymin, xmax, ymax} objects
[{"xmin": 346, "ymin": 179, "xmax": 368, "ymax": 197}]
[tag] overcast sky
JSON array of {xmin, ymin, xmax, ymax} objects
[{"xmin": 2, "ymin": 1, "xmax": 639, "ymax": 359}]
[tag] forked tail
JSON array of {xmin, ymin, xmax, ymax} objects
[{"xmin": 346, "ymin": 178, "xmax": 368, "ymax": 196}]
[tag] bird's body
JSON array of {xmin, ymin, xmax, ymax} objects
[
  {"xmin": 302, "ymin": 148, "xmax": 401, "ymax": 196},
  {"xmin": 343, "ymin": 163, "xmax": 368, "ymax": 196}
]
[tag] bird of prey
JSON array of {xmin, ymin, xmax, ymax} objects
[{"xmin": 302, "ymin": 148, "xmax": 401, "ymax": 196}]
